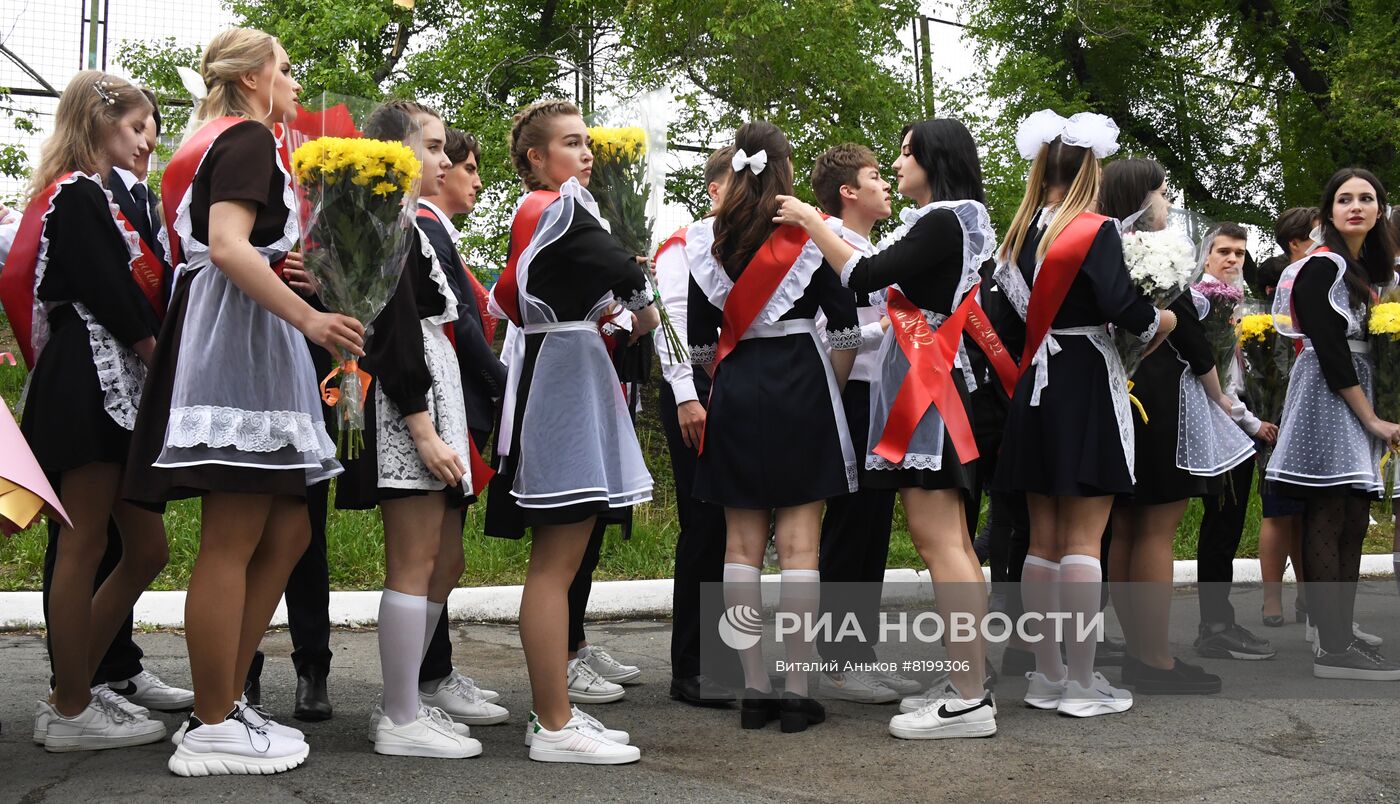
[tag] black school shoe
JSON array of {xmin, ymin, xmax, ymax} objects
[
  {"xmin": 778, "ymin": 692, "xmax": 826, "ymax": 733},
  {"xmin": 670, "ymin": 675, "xmax": 736, "ymax": 707},
  {"xmin": 293, "ymin": 669, "xmax": 333, "ymax": 722},
  {"xmin": 1131, "ymin": 658, "xmax": 1222, "ymax": 695},
  {"xmin": 740, "ymin": 688, "xmax": 780, "ymax": 729},
  {"xmin": 1195, "ymin": 623, "xmax": 1277, "ymax": 660}
]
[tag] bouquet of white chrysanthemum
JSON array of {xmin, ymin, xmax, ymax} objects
[{"xmin": 1115, "ymin": 228, "xmax": 1199, "ymax": 376}]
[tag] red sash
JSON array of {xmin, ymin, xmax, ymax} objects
[
  {"xmin": 1018, "ymin": 212, "xmax": 1111, "ymax": 376},
  {"xmin": 465, "ymin": 432, "xmax": 494, "ymax": 496},
  {"xmin": 415, "ymin": 207, "xmax": 498, "ymax": 346},
  {"xmin": 111, "ymin": 207, "xmax": 167, "ymax": 320},
  {"xmin": 654, "ymin": 226, "xmax": 688, "ymax": 261},
  {"xmin": 160, "ymin": 117, "xmax": 246, "ymax": 270},
  {"xmin": 874, "ymin": 286, "xmax": 981, "ymax": 464},
  {"xmin": 492, "ymin": 191, "xmax": 561, "ymax": 326},
  {"xmin": 961, "ymin": 292, "xmax": 1017, "ymax": 397}
]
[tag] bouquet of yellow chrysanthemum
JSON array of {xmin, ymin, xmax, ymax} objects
[
  {"xmin": 1238, "ymin": 308, "xmax": 1294, "ymax": 479},
  {"xmin": 291, "ymin": 133, "xmax": 422, "ymax": 457},
  {"xmin": 1368, "ymin": 299, "xmax": 1400, "ymax": 427}
]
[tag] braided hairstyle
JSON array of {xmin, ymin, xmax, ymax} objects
[{"xmin": 508, "ymin": 99, "xmax": 582, "ymax": 191}]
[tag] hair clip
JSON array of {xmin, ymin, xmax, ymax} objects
[{"xmin": 92, "ymin": 79, "xmax": 118, "ymax": 106}]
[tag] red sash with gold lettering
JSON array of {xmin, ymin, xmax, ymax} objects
[
  {"xmin": 160, "ymin": 117, "xmax": 247, "ymax": 270},
  {"xmin": 111, "ymin": 207, "xmax": 167, "ymax": 320},
  {"xmin": 873, "ymin": 285, "xmax": 981, "ymax": 464},
  {"xmin": 1018, "ymin": 212, "xmax": 1111, "ymax": 378},
  {"xmin": 491, "ymin": 190, "xmax": 562, "ymax": 327}
]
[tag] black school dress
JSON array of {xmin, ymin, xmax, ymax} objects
[
  {"xmin": 124, "ymin": 121, "xmax": 339, "ymax": 507},
  {"xmin": 839, "ymin": 201, "xmax": 995, "ymax": 494},
  {"xmin": 336, "ymin": 229, "xmax": 470, "ymax": 508},
  {"xmin": 994, "ymin": 213, "xmax": 1158, "ymax": 496},
  {"xmin": 483, "ymin": 179, "xmax": 654, "ymax": 538},
  {"xmin": 686, "ymin": 217, "xmax": 861, "ymax": 509},
  {"xmin": 21, "ymin": 175, "xmax": 160, "ymax": 477}
]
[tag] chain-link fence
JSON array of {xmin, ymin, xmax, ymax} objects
[{"xmin": 1, "ymin": 0, "xmax": 234, "ymax": 201}]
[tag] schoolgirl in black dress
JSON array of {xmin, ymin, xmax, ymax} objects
[
  {"xmin": 1098, "ymin": 158, "xmax": 1253, "ymax": 696},
  {"xmin": 992, "ymin": 110, "xmax": 1173, "ymax": 718},
  {"xmin": 122, "ymin": 29, "xmax": 364, "ymax": 776},
  {"xmin": 4, "ymin": 70, "xmax": 167, "ymax": 752},
  {"xmin": 774, "ymin": 119, "xmax": 1001, "ymax": 740},
  {"xmin": 1266, "ymin": 168, "xmax": 1400, "ymax": 681},
  {"xmin": 485, "ymin": 99, "xmax": 656, "ymax": 764},
  {"xmin": 686, "ymin": 121, "xmax": 858, "ymax": 735},
  {"xmin": 332, "ymin": 102, "xmax": 482, "ymax": 759}
]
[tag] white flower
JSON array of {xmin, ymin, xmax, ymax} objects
[{"xmin": 1122, "ymin": 230, "xmax": 1197, "ymax": 300}]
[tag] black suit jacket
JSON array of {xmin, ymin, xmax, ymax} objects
[
  {"xmin": 108, "ymin": 169, "xmax": 173, "ymax": 308},
  {"xmin": 416, "ymin": 206, "xmax": 507, "ymax": 441}
]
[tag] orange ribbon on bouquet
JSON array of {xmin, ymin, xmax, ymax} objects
[{"xmin": 320, "ymin": 359, "xmax": 372, "ymax": 409}]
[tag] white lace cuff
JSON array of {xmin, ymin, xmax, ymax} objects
[
  {"xmin": 1138, "ymin": 310, "xmax": 1163, "ymax": 343},
  {"xmin": 828, "ymin": 325, "xmax": 864, "ymax": 351},
  {"xmin": 839, "ymin": 251, "xmax": 861, "ymax": 288},
  {"xmin": 622, "ymin": 285, "xmax": 654, "ymax": 311},
  {"xmin": 690, "ymin": 343, "xmax": 717, "ymax": 364}
]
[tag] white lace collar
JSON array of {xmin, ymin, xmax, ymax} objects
[{"xmin": 684, "ymin": 216, "xmax": 845, "ymax": 325}]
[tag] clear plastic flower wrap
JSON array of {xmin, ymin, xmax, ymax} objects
[
  {"xmin": 1112, "ymin": 205, "xmax": 1207, "ymax": 377},
  {"xmin": 289, "ymin": 96, "xmax": 423, "ymax": 457},
  {"xmin": 1237, "ymin": 306, "xmax": 1293, "ymax": 485},
  {"xmin": 1193, "ymin": 279, "xmax": 1245, "ymax": 376}
]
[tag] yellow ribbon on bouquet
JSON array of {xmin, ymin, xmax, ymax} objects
[{"xmin": 1127, "ymin": 381, "xmax": 1149, "ymax": 424}]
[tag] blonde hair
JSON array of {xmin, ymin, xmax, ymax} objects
[
  {"xmin": 27, "ymin": 70, "xmax": 152, "ymax": 201},
  {"xmin": 999, "ymin": 139, "xmax": 1100, "ymax": 265},
  {"xmin": 508, "ymin": 99, "xmax": 581, "ymax": 191},
  {"xmin": 188, "ymin": 27, "xmax": 279, "ymax": 137}
]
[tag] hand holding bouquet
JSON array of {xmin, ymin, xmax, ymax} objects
[
  {"xmin": 1115, "ymin": 228, "xmax": 1200, "ymax": 376},
  {"xmin": 291, "ymin": 135, "xmax": 422, "ymax": 457}
]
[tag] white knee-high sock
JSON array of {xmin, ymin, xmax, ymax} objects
[
  {"xmin": 723, "ymin": 562, "xmax": 770, "ymax": 693},
  {"xmin": 419, "ymin": 599, "xmax": 447, "ymax": 686},
  {"xmin": 1020, "ymin": 555, "xmax": 1066, "ymax": 681},
  {"xmin": 1061, "ymin": 554, "xmax": 1103, "ymax": 688},
  {"xmin": 778, "ymin": 569, "xmax": 820, "ymax": 697},
  {"xmin": 378, "ymin": 589, "xmax": 428, "ymax": 726}
]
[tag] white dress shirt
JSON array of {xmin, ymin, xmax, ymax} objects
[
  {"xmin": 815, "ymin": 225, "xmax": 884, "ymax": 384},
  {"xmin": 655, "ymin": 230, "xmax": 699, "ymax": 405}
]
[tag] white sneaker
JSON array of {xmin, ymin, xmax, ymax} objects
[
  {"xmin": 373, "ymin": 706, "xmax": 482, "ymax": 759},
  {"xmin": 889, "ymin": 692, "xmax": 997, "ymax": 740},
  {"xmin": 567, "ymin": 657, "xmax": 625, "ymax": 703},
  {"xmin": 236, "ymin": 698, "xmax": 304, "ymax": 742},
  {"xmin": 581, "ymin": 646, "xmax": 641, "ymax": 685},
  {"xmin": 528, "ymin": 716, "xmax": 641, "ymax": 764},
  {"xmin": 108, "ymin": 670, "xmax": 194, "ymax": 711},
  {"xmin": 91, "ymin": 684, "xmax": 149, "ymax": 718},
  {"xmin": 871, "ymin": 670, "xmax": 924, "ymax": 696},
  {"xmin": 365, "ymin": 697, "xmax": 472, "ymax": 743},
  {"xmin": 168, "ymin": 713, "xmax": 309, "ymax": 776},
  {"xmin": 525, "ymin": 707, "xmax": 629, "ymax": 746},
  {"xmin": 33, "ymin": 700, "xmax": 58, "ymax": 744},
  {"xmin": 818, "ymin": 671, "xmax": 900, "ymax": 704},
  {"xmin": 1023, "ymin": 671, "xmax": 1068, "ymax": 710},
  {"xmin": 1057, "ymin": 672, "xmax": 1133, "ymax": 718},
  {"xmin": 43, "ymin": 694, "xmax": 167, "ymax": 752},
  {"xmin": 421, "ymin": 671, "xmax": 510, "ymax": 725},
  {"xmin": 1307, "ymin": 620, "xmax": 1383, "ymax": 647}
]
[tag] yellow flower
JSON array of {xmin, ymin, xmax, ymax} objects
[
  {"xmin": 587, "ymin": 126, "xmax": 646, "ymax": 163},
  {"xmin": 1236, "ymin": 313, "xmax": 1277, "ymax": 345},
  {"xmin": 1370, "ymin": 302, "xmax": 1400, "ymax": 337},
  {"xmin": 291, "ymin": 136, "xmax": 421, "ymax": 198},
  {"xmin": 371, "ymin": 180, "xmax": 399, "ymax": 196}
]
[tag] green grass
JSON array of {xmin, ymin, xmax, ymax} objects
[{"xmin": 2, "ymin": 313, "xmax": 1393, "ymax": 590}]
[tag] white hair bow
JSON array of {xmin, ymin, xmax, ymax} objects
[
  {"xmin": 176, "ymin": 66, "xmax": 209, "ymax": 100},
  {"xmin": 731, "ymin": 148, "xmax": 768, "ymax": 175},
  {"xmin": 1061, "ymin": 112, "xmax": 1121, "ymax": 159},
  {"xmin": 1015, "ymin": 110, "xmax": 1068, "ymax": 160}
]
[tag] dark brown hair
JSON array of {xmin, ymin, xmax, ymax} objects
[
  {"xmin": 811, "ymin": 143, "xmax": 878, "ymax": 216},
  {"xmin": 1317, "ymin": 167, "xmax": 1398, "ymax": 304},
  {"xmin": 703, "ymin": 145, "xmax": 735, "ymax": 186},
  {"xmin": 1097, "ymin": 158, "xmax": 1167, "ymax": 222},
  {"xmin": 711, "ymin": 120, "xmax": 794, "ymax": 279},
  {"xmin": 1273, "ymin": 206, "xmax": 1318, "ymax": 252},
  {"xmin": 445, "ymin": 127, "xmax": 480, "ymax": 165}
]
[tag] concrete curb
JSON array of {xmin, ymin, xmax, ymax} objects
[{"xmin": 2, "ymin": 556, "xmax": 1393, "ymax": 630}]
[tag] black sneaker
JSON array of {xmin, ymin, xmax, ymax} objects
[
  {"xmin": 1000, "ymin": 646, "xmax": 1035, "ymax": 677},
  {"xmin": 1131, "ymin": 659, "xmax": 1222, "ymax": 695},
  {"xmin": 1195, "ymin": 623, "xmax": 1277, "ymax": 661},
  {"xmin": 1313, "ymin": 641, "xmax": 1400, "ymax": 681}
]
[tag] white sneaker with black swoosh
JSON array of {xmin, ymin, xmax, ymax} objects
[{"xmin": 888, "ymin": 690, "xmax": 997, "ymax": 740}]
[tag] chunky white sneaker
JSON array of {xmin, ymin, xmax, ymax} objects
[
  {"xmin": 818, "ymin": 671, "xmax": 900, "ymax": 704},
  {"xmin": 421, "ymin": 671, "xmax": 510, "ymax": 725},
  {"xmin": 1057, "ymin": 672, "xmax": 1133, "ymax": 718},
  {"xmin": 91, "ymin": 684, "xmax": 149, "ymax": 718},
  {"xmin": 889, "ymin": 692, "xmax": 997, "ymax": 740},
  {"xmin": 168, "ymin": 713, "xmax": 308, "ymax": 776},
  {"xmin": 567, "ymin": 657, "xmax": 625, "ymax": 703},
  {"xmin": 108, "ymin": 670, "xmax": 194, "ymax": 711},
  {"xmin": 365, "ymin": 698, "xmax": 471, "ymax": 743},
  {"xmin": 33, "ymin": 700, "xmax": 58, "ymax": 744},
  {"xmin": 527, "ymin": 716, "xmax": 640, "ymax": 764},
  {"xmin": 373, "ymin": 706, "xmax": 482, "ymax": 759},
  {"xmin": 1023, "ymin": 671, "xmax": 1068, "ymax": 710},
  {"xmin": 44, "ymin": 694, "xmax": 167, "ymax": 752},
  {"xmin": 525, "ymin": 707, "xmax": 629, "ymax": 746},
  {"xmin": 871, "ymin": 670, "xmax": 924, "ymax": 696},
  {"xmin": 582, "ymin": 646, "xmax": 642, "ymax": 685}
]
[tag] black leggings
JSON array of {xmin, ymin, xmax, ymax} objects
[
  {"xmin": 1301, "ymin": 495, "xmax": 1369, "ymax": 653},
  {"xmin": 568, "ymin": 520, "xmax": 608, "ymax": 650}
]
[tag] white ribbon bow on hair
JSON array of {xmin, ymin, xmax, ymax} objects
[
  {"xmin": 1061, "ymin": 112, "xmax": 1121, "ymax": 159},
  {"xmin": 731, "ymin": 148, "xmax": 768, "ymax": 175},
  {"xmin": 1015, "ymin": 109, "xmax": 1068, "ymax": 161}
]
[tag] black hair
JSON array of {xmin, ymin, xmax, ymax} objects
[
  {"xmin": 900, "ymin": 118, "xmax": 985, "ymax": 204},
  {"xmin": 1318, "ymin": 167, "xmax": 1399, "ymax": 303}
]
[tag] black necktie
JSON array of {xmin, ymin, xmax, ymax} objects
[{"xmin": 130, "ymin": 183, "xmax": 151, "ymax": 231}]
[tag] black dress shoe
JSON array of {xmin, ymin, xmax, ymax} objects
[
  {"xmin": 1095, "ymin": 637, "xmax": 1127, "ymax": 667},
  {"xmin": 778, "ymin": 692, "xmax": 825, "ymax": 733},
  {"xmin": 294, "ymin": 671, "xmax": 333, "ymax": 722},
  {"xmin": 740, "ymin": 688, "xmax": 780, "ymax": 729},
  {"xmin": 670, "ymin": 675, "xmax": 736, "ymax": 707}
]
